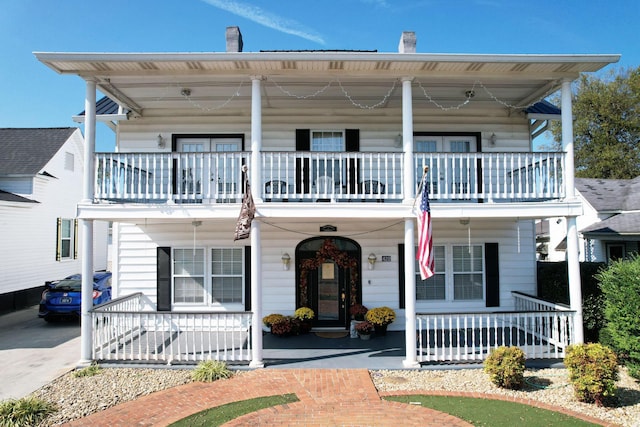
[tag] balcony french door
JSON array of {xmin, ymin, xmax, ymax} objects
[{"xmin": 175, "ymin": 137, "xmax": 242, "ymax": 200}]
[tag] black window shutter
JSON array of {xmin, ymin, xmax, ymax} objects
[
  {"xmin": 157, "ymin": 247, "xmax": 172, "ymax": 311},
  {"xmin": 398, "ymin": 244, "xmax": 405, "ymax": 309},
  {"xmin": 295, "ymin": 129, "xmax": 310, "ymax": 193},
  {"xmin": 485, "ymin": 243, "xmax": 500, "ymax": 307},
  {"xmin": 345, "ymin": 129, "xmax": 360, "ymax": 193},
  {"xmin": 244, "ymin": 246, "xmax": 252, "ymax": 311}
]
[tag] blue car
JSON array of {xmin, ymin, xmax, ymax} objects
[{"xmin": 38, "ymin": 272, "xmax": 112, "ymax": 322}]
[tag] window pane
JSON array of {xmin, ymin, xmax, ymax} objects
[
  {"xmin": 212, "ymin": 277, "xmax": 242, "ymax": 303},
  {"xmin": 61, "ymin": 240, "xmax": 71, "ymax": 258},
  {"xmin": 211, "ymin": 248, "xmax": 243, "ymax": 304},
  {"xmin": 311, "ymin": 131, "xmax": 344, "ymax": 151},
  {"xmin": 450, "ymin": 140, "xmax": 470, "ymax": 153},
  {"xmin": 61, "ymin": 219, "xmax": 71, "ymax": 238},
  {"xmin": 453, "ymin": 274, "xmax": 483, "ymax": 300},
  {"xmin": 415, "ymin": 140, "xmax": 437, "ymax": 153},
  {"xmin": 453, "ymin": 245, "xmax": 482, "ymax": 272},
  {"xmin": 174, "ymin": 249, "xmax": 204, "ymax": 275},
  {"xmin": 416, "ymin": 245, "xmax": 445, "ymax": 301},
  {"xmin": 174, "ymin": 277, "xmax": 205, "ymax": 303}
]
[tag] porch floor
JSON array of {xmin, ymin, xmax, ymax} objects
[{"xmin": 259, "ymin": 330, "xmax": 564, "ymax": 370}]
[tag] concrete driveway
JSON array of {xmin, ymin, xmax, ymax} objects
[{"xmin": 0, "ymin": 305, "xmax": 81, "ymax": 400}]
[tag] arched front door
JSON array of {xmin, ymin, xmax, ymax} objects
[{"xmin": 296, "ymin": 237, "xmax": 361, "ymax": 329}]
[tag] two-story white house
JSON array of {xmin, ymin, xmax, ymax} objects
[
  {"xmin": 0, "ymin": 128, "xmax": 109, "ymax": 313},
  {"xmin": 35, "ymin": 27, "xmax": 619, "ymax": 367}
]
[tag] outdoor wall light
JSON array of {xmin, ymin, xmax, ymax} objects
[
  {"xmin": 489, "ymin": 133, "xmax": 497, "ymax": 145},
  {"xmin": 394, "ymin": 133, "xmax": 402, "ymax": 148},
  {"xmin": 368, "ymin": 253, "xmax": 377, "ymax": 270},
  {"xmin": 157, "ymin": 134, "xmax": 165, "ymax": 149},
  {"xmin": 281, "ymin": 253, "xmax": 291, "ymax": 271}
]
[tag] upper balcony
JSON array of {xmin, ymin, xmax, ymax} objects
[{"xmin": 94, "ymin": 151, "xmax": 565, "ymax": 204}]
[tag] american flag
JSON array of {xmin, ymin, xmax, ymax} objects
[{"xmin": 416, "ymin": 178, "xmax": 435, "ymax": 280}]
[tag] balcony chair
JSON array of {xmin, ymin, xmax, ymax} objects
[
  {"xmin": 264, "ymin": 179, "xmax": 288, "ymax": 202},
  {"xmin": 359, "ymin": 179, "xmax": 385, "ymax": 202}
]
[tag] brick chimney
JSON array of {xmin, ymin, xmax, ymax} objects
[
  {"xmin": 398, "ymin": 31, "xmax": 416, "ymax": 53},
  {"xmin": 226, "ymin": 26, "xmax": 243, "ymax": 52}
]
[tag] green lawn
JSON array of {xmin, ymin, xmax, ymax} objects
[
  {"xmin": 383, "ymin": 395, "xmax": 599, "ymax": 427},
  {"xmin": 168, "ymin": 393, "xmax": 299, "ymax": 427}
]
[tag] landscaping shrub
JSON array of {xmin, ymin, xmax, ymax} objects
[
  {"xmin": 0, "ymin": 396, "xmax": 56, "ymax": 427},
  {"xmin": 191, "ymin": 360, "xmax": 233, "ymax": 382},
  {"xmin": 564, "ymin": 343, "xmax": 618, "ymax": 406},
  {"xmin": 483, "ymin": 346, "xmax": 526, "ymax": 389},
  {"xmin": 73, "ymin": 362, "xmax": 101, "ymax": 378},
  {"xmin": 262, "ymin": 313, "xmax": 285, "ymax": 328},
  {"xmin": 596, "ymin": 255, "xmax": 640, "ymax": 379},
  {"xmin": 270, "ymin": 316, "xmax": 300, "ymax": 336}
]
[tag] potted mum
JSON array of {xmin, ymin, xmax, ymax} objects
[
  {"xmin": 349, "ymin": 304, "xmax": 368, "ymax": 321},
  {"xmin": 262, "ymin": 313, "xmax": 286, "ymax": 333},
  {"xmin": 293, "ymin": 307, "xmax": 315, "ymax": 334},
  {"xmin": 355, "ymin": 321, "xmax": 374, "ymax": 340},
  {"xmin": 365, "ymin": 306, "xmax": 396, "ymax": 335}
]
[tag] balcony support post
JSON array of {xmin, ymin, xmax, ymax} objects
[
  {"xmin": 562, "ymin": 78, "xmax": 584, "ymax": 344},
  {"xmin": 80, "ymin": 78, "xmax": 96, "ymax": 365},
  {"xmin": 402, "ymin": 77, "xmax": 415, "ymax": 203},
  {"xmin": 249, "ymin": 75, "xmax": 264, "ymax": 367},
  {"xmin": 403, "ymin": 219, "xmax": 420, "ymax": 368}
]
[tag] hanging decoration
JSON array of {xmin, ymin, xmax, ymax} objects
[
  {"xmin": 298, "ymin": 239, "xmax": 359, "ymax": 307},
  {"xmin": 233, "ymin": 165, "xmax": 255, "ymax": 241}
]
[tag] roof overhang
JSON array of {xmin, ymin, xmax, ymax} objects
[{"xmin": 34, "ymin": 51, "xmax": 620, "ymax": 119}]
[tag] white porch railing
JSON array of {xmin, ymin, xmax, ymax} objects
[
  {"xmin": 94, "ymin": 151, "xmax": 565, "ymax": 203},
  {"xmin": 91, "ymin": 293, "xmax": 252, "ymax": 363},
  {"xmin": 416, "ymin": 303, "xmax": 574, "ymax": 362}
]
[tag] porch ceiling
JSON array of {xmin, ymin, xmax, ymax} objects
[{"xmin": 35, "ymin": 51, "xmax": 619, "ymax": 117}]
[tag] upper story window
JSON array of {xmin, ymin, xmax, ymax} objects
[
  {"xmin": 56, "ymin": 218, "xmax": 77, "ymax": 261},
  {"xmin": 311, "ymin": 131, "xmax": 344, "ymax": 152},
  {"xmin": 64, "ymin": 152, "xmax": 74, "ymax": 171}
]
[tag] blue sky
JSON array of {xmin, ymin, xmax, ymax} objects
[{"xmin": 1, "ymin": 0, "xmax": 637, "ymax": 151}]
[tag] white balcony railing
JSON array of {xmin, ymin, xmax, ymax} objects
[
  {"xmin": 94, "ymin": 151, "xmax": 565, "ymax": 203},
  {"xmin": 91, "ymin": 293, "xmax": 252, "ymax": 363}
]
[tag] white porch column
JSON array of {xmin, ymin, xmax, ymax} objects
[
  {"xmin": 401, "ymin": 76, "xmax": 419, "ymax": 368},
  {"xmin": 402, "ymin": 77, "xmax": 415, "ymax": 203},
  {"xmin": 249, "ymin": 75, "xmax": 264, "ymax": 368},
  {"xmin": 80, "ymin": 79, "xmax": 96, "ymax": 365},
  {"xmin": 561, "ymin": 79, "xmax": 584, "ymax": 343},
  {"xmin": 403, "ymin": 219, "xmax": 420, "ymax": 368}
]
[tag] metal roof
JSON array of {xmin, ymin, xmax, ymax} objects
[{"xmin": 0, "ymin": 128, "xmax": 77, "ymax": 176}]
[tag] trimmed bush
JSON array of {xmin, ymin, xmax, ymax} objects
[
  {"xmin": 0, "ymin": 396, "xmax": 56, "ymax": 427},
  {"xmin": 191, "ymin": 360, "xmax": 233, "ymax": 382},
  {"xmin": 596, "ymin": 255, "xmax": 640, "ymax": 379},
  {"xmin": 564, "ymin": 343, "xmax": 618, "ymax": 406},
  {"xmin": 483, "ymin": 346, "xmax": 526, "ymax": 389}
]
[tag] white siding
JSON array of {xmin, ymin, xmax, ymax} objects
[
  {"xmin": 0, "ymin": 129, "xmax": 109, "ymax": 296},
  {"xmin": 113, "ymin": 218, "xmax": 536, "ymax": 331}
]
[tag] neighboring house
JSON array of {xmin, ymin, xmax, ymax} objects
[
  {"xmin": 541, "ymin": 177, "xmax": 640, "ymax": 262},
  {"xmin": 35, "ymin": 27, "xmax": 619, "ymax": 367},
  {"xmin": 0, "ymin": 128, "xmax": 109, "ymax": 313}
]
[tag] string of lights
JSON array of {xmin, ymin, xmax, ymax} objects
[{"xmin": 167, "ymin": 76, "xmax": 549, "ymax": 112}]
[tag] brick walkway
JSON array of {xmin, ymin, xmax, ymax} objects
[
  {"xmin": 63, "ymin": 369, "xmax": 471, "ymax": 426},
  {"xmin": 63, "ymin": 369, "xmax": 611, "ymax": 427}
]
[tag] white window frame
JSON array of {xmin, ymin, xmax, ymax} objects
[
  {"xmin": 171, "ymin": 246, "xmax": 245, "ymax": 309},
  {"xmin": 57, "ymin": 218, "xmax": 77, "ymax": 261},
  {"xmin": 415, "ymin": 243, "xmax": 485, "ymax": 305},
  {"xmin": 210, "ymin": 247, "xmax": 245, "ymax": 306}
]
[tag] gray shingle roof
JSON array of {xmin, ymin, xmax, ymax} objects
[
  {"xmin": 581, "ymin": 212, "xmax": 640, "ymax": 236},
  {"xmin": 576, "ymin": 176, "xmax": 640, "ymax": 212},
  {"xmin": 0, "ymin": 128, "xmax": 77, "ymax": 175},
  {"xmin": 0, "ymin": 189, "xmax": 39, "ymax": 203}
]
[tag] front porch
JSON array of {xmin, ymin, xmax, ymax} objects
[{"xmin": 90, "ymin": 292, "xmax": 573, "ymax": 368}]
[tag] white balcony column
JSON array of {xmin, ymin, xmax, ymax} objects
[
  {"xmin": 403, "ymin": 219, "xmax": 420, "ymax": 368},
  {"xmin": 249, "ymin": 75, "xmax": 264, "ymax": 367},
  {"xmin": 561, "ymin": 78, "xmax": 584, "ymax": 343},
  {"xmin": 249, "ymin": 221, "xmax": 264, "ymax": 367},
  {"xmin": 401, "ymin": 77, "xmax": 415, "ymax": 203},
  {"xmin": 250, "ymin": 76, "xmax": 263, "ymax": 202},
  {"xmin": 80, "ymin": 78, "xmax": 97, "ymax": 365}
]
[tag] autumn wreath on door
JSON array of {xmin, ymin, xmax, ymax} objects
[{"xmin": 298, "ymin": 238, "xmax": 359, "ymax": 307}]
